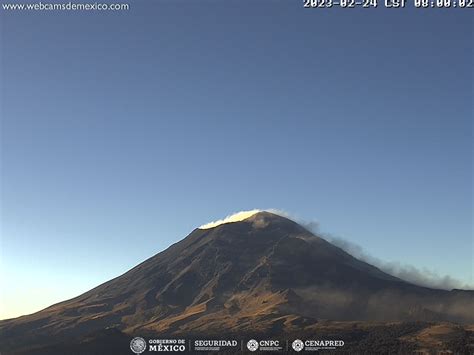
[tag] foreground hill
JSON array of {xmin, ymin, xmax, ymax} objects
[{"xmin": 1, "ymin": 212, "xmax": 473, "ymax": 354}]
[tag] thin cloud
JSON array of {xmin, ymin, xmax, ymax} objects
[
  {"xmin": 279, "ymin": 211, "xmax": 473, "ymax": 291},
  {"xmin": 306, "ymin": 226, "xmax": 473, "ymax": 291}
]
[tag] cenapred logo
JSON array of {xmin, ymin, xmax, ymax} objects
[
  {"xmin": 292, "ymin": 339, "xmax": 304, "ymax": 352},
  {"xmin": 247, "ymin": 339, "xmax": 259, "ymax": 352},
  {"xmin": 130, "ymin": 337, "xmax": 147, "ymax": 354}
]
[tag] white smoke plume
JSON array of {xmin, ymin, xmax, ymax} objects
[{"xmin": 199, "ymin": 209, "xmax": 261, "ymax": 229}]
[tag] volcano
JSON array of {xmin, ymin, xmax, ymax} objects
[{"xmin": 1, "ymin": 211, "xmax": 473, "ymax": 354}]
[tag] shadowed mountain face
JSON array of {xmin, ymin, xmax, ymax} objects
[{"xmin": 1, "ymin": 212, "xmax": 473, "ymax": 353}]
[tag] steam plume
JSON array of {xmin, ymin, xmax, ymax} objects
[{"xmin": 301, "ymin": 221, "xmax": 473, "ymax": 290}]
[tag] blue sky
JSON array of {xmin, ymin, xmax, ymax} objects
[{"xmin": 1, "ymin": 1, "xmax": 472, "ymax": 319}]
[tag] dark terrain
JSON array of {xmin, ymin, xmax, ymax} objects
[{"xmin": 1, "ymin": 212, "xmax": 473, "ymax": 354}]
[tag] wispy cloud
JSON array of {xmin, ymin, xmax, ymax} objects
[
  {"xmin": 321, "ymin": 233, "xmax": 473, "ymax": 290},
  {"xmin": 279, "ymin": 210, "xmax": 473, "ymax": 291}
]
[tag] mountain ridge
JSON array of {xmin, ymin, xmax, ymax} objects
[{"xmin": 1, "ymin": 211, "xmax": 473, "ymax": 354}]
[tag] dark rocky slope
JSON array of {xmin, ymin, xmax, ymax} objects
[{"xmin": 1, "ymin": 212, "xmax": 473, "ymax": 353}]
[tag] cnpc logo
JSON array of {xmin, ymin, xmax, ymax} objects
[{"xmin": 246, "ymin": 339, "xmax": 281, "ymax": 352}]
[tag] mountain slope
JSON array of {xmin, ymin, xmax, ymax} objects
[{"xmin": 1, "ymin": 212, "xmax": 473, "ymax": 353}]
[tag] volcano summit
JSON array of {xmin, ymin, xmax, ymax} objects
[{"xmin": 1, "ymin": 211, "xmax": 473, "ymax": 354}]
